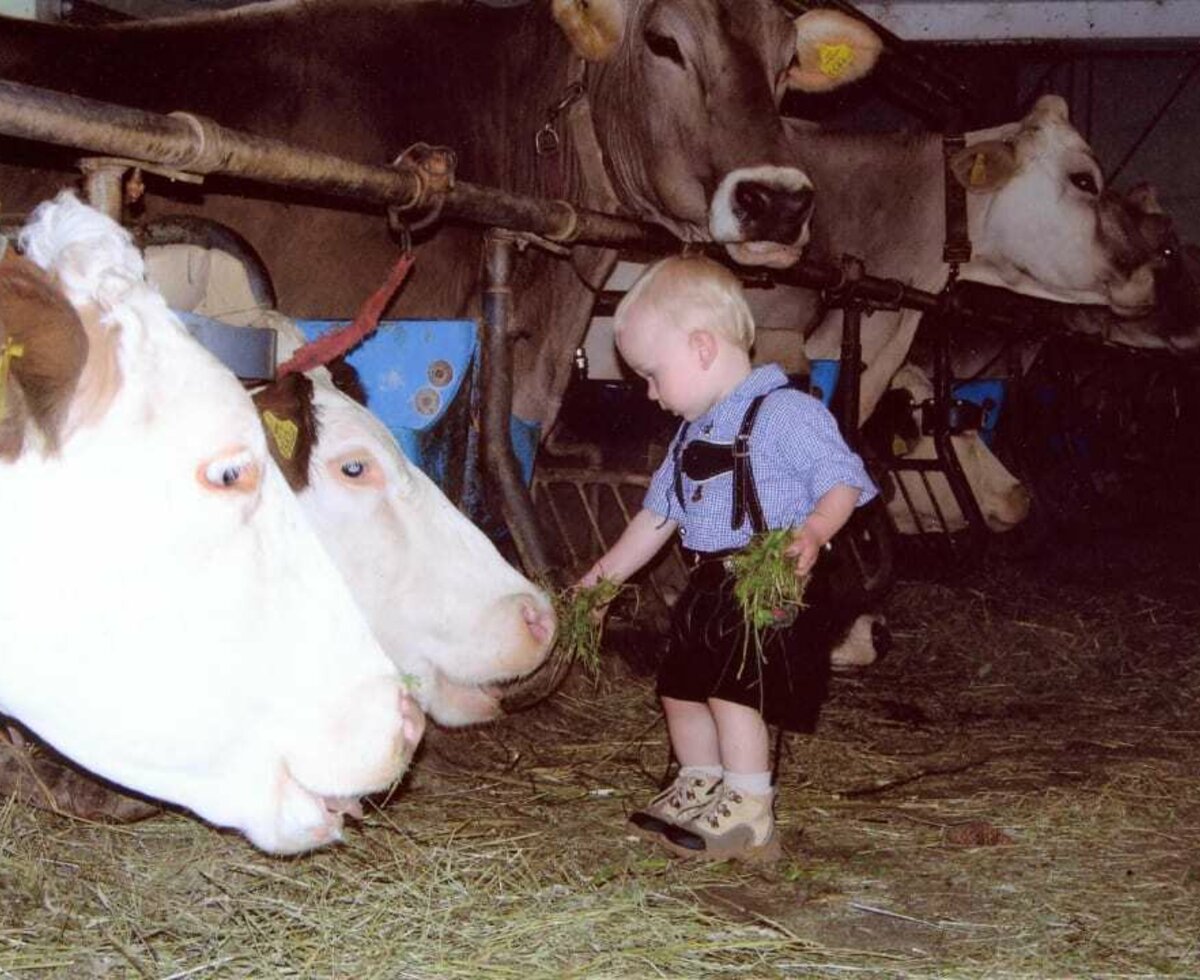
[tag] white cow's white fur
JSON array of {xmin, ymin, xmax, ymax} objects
[
  {"xmin": 1, "ymin": 194, "xmax": 423, "ymax": 854},
  {"xmin": 270, "ymin": 319, "xmax": 557, "ymax": 728},
  {"xmin": 143, "ymin": 246, "xmax": 556, "ymax": 728}
]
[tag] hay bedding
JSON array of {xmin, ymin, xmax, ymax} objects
[{"xmin": 3, "ymin": 521, "xmax": 1199, "ymax": 978}]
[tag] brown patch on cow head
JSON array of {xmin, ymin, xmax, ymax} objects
[
  {"xmin": 65, "ymin": 303, "xmax": 124, "ymax": 440},
  {"xmin": 252, "ymin": 372, "xmax": 318, "ymax": 491},
  {"xmin": 326, "ymin": 356, "xmax": 368, "ymax": 406},
  {"xmin": 0, "ymin": 250, "xmax": 89, "ymax": 460}
]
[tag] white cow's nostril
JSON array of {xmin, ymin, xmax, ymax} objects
[
  {"xmin": 521, "ymin": 597, "xmax": 557, "ymax": 648},
  {"xmin": 398, "ymin": 691, "xmax": 426, "ymax": 747}
]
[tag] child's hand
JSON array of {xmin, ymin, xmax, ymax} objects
[{"xmin": 784, "ymin": 524, "xmax": 822, "ymax": 578}]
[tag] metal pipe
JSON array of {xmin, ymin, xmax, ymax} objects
[
  {"xmin": 133, "ymin": 215, "xmax": 278, "ymax": 310},
  {"xmin": 78, "ymin": 158, "xmax": 125, "ymax": 222},
  {"xmin": 928, "ymin": 305, "xmax": 988, "ymax": 549},
  {"xmin": 480, "ymin": 230, "xmax": 557, "ymax": 581},
  {"xmin": 0, "ymin": 79, "xmax": 676, "ymax": 251},
  {"xmin": 838, "ymin": 302, "xmax": 864, "ymax": 441}
]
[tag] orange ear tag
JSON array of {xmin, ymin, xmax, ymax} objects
[
  {"xmin": 969, "ymin": 152, "xmax": 988, "ymax": 187},
  {"xmin": 817, "ymin": 42, "xmax": 854, "ymax": 79},
  {"xmin": 262, "ymin": 409, "xmax": 299, "ymax": 461},
  {"xmin": 0, "ymin": 337, "xmax": 26, "ymax": 424}
]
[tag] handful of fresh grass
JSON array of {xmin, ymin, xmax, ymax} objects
[
  {"xmin": 730, "ymin": 529, "xmax": 810, "ymax": 668},
  {"xmin": 551, "ymin": 578, "xmax": 625, "ymax": 676}
]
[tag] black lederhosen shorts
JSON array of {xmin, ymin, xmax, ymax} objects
[{"xmin": 656, "ymin": 547, "xmax": 838, "ymax": 733}]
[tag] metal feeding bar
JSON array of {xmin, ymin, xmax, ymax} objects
[{"xmin": 0, "ymin": 79, "xmax": 678, "ymax": 251}]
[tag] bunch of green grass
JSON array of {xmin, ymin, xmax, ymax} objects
[
  {"xmin": 551, "ymin": 578, "xmax": 625, "ymax": 675},
  {"xmin": 730, "ymin": 529, "xmax": 809, "ymax": 666}
]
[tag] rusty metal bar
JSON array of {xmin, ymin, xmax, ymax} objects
[
  {"xmin": 0, "ymin": 79, "xmax": 677, "ymax": 251},
  {"xmin": 481, "ymin": 230, "xmax": 557, "ymax": 581}
]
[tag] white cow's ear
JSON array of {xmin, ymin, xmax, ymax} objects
[
  {"xmin": 1027, "ymin": 93, "xmax": 1070, "ymax": 125},
  {"xmin": 789, "ymin": 9, "xmax": 881, "ymax": 93},
  {"xmin": 950, "ymin": 140, "xmax": 1019, "ymax": 193},
  {"xmin": 552, "ymin": 0, "xmax": 625, "ymax": 62}
]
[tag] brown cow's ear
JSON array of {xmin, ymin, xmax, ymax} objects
[
  {"xmin": 789, "ymin": 9, "xmax": 881, "ymax": 93},
  {"xmin": 252, "ymin": 373, "xmax": 318, "ymax": 492},
  {"xmin": 0, "ymin": 250, "xmax": 89, "ymax": 459},
  {"xmin": 552, "ymin": 0, "xmax": 625, "ymax": 62},
  {"xmin": 950, "ymin": 140, "xmax": 1019, "ymax": 193}
]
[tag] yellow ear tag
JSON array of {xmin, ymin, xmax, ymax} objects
[
  {"xmin": 262, "ymin": 409, "xmax": 299, "ymax": 461},
  {"xmin": 969, "ymin": 152, "xmax": 988, "ymax": 187},
  {"xmin": 891, "ymin": 434, "xmax": 910, "ymax": 457},
  {"xmin": 817, "ymin": 42, "xmax": 854, "ymax": 79},
  {"xmin": 0, "ymin": 337, "xmax": 26, "ymax": 424}
]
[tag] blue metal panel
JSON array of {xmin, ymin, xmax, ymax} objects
[
  {"xmin": 951, "ymin": 378, "xmax": 1007, "ymax": 447},
  {"xmin": 808, "ymin": 359, "xmax": 840, "ymax": 408},
  {"xmin": 295, "ymin": 318, "xmax": 476, "ymax": 433}
]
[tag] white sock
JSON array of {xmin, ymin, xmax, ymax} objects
[
  {"xmin": 724, "ymin": 770, "xmax": 772, "ymax": 795},
  {"xmin": 679, "ymin": 764, "xmax": 723, "ymax": 780}
]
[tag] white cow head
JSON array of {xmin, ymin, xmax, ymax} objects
[
  {"xmin": 145, "ymin": 246, "xmax": 559, "ymax": 729},
  {"xmin": 247, "ymin": 319, "xmax": 557, "ymax": 729},
  {"xmin": 558, "ymin": 0, "xmax": 880, "ymax": 268},
  {"xmin": 0, "ymin": 194, "xmax": 424, "ymax": 854},
  {"xmin": 865, "ymin": 366, "xmax": 1031, "ymax": 535},
  {"xmin": 959, "ymin": 95, "xmax": 1172, "ymax": 316}
]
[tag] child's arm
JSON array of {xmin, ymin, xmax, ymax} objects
[
  {"xmin": 786, "ymin": 483, "xmax": 862, "ymax": 577},
  {"xmin": 578, "ymin": 508, "xmax": 678, "ymax": 587}
]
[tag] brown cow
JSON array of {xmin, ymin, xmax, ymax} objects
[{"xmin": 0, "ymin": 0, "xmax": 879, "ymax": 433}]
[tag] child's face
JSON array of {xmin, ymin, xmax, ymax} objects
[{"xmin": 616, "ymin": 306, "xmax": 719, "ymax": 421}]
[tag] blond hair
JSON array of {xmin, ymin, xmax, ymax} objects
[{"xmin": 613, "ymin": 254, "xmax": 755, "ymax": 351}]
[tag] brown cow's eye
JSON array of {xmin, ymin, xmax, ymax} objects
[
  {"xmin": 1070, "ymin": 172, "xmax": 1099, "ymax": 195},
  {"xmin": 645, "ymin": 30, "xmax": 685, "ymax": 66}
]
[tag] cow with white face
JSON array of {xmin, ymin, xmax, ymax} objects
[
  {"xmin": 751, "ymin": 95, "xmax": 1174, "ymax": 425},
  {"xmin": 862, "ymin": 365, "xmax": 1031, "ymax": 536},
  {"xmin": 137, "ymin": 243, "xmax": 560, "ymax": 729},
  {"xmin": 248, "ymin": 317, "xmax": 559, "ymax": 728},
  {"xmin": 0, "ymin": 193, "xmax": 425, "ymax": 854}
]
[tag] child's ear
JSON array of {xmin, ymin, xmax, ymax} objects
[{"xmin": 691, "ymin": 329, "xmax": 718, "ymax": 368}]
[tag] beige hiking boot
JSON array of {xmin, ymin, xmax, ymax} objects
[
  {"xmin": 661, "ymin": 784, "xmax": 781, "ymax": 863},
  {"xmin": 627, "ymin": 772, "xmax": 722, "ymax": 840}
]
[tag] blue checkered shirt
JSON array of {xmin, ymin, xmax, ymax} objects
[{"xmin": 645, "ymin": 364, "xmax": 877, "ymax": 552}]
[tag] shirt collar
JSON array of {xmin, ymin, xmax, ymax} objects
[{"xmin": 691, "ymin": 364, "xmax": 789, "ymax": 429}]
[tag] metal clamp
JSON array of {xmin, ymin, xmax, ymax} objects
[{"xmin": 535, "ymin": 80, "xmax": 585, "ymax": 156}]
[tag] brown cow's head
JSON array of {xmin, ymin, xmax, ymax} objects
[{"xmin": 561, "ymin": 0, "xmax": 879, "ymax": 268}]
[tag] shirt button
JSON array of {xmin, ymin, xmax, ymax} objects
[{"xmin": 679, "ymin": 527, "xmax": 688, "ymax": 537}]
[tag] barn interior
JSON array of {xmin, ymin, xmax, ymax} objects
[{"xmin": 1, "ymin": 2, "xmax": 1198, "ymax": 977}]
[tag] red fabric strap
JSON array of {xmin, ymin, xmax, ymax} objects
[{"xmin": 277, "ymin": 252, "xmax": 415, "ymax": 377}]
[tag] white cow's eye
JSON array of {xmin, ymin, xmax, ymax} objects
[
  {"xmin": 199, "ymin": 449, "xmax": 260, "ymax": 494},
  {"xmin": 1070, "ymin": 172, "xmax": 1099, "ymax": 195},
  {"xmin": 341, "ymin": 459, "xmax": 367, "ymax": 479}
]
